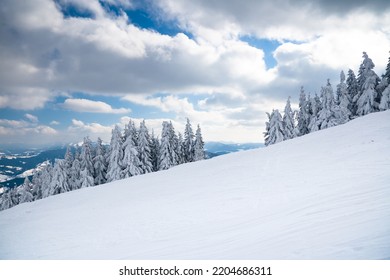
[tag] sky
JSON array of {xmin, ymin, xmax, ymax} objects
[{"xmin": 0, "ymin": 0, "xmax": 389, "ymax": 147}]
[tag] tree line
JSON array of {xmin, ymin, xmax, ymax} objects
[
  {"xmin": 0, "ymin": 118, "xmax": 205, "ymax": 211},
  {"xmin": 264, "ymin": 51, "xmax": 390, "ymax": 145}
]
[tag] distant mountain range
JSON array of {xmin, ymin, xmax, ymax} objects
[{"xmin": 0, "ymin": 142, "xmax": 263, "ymax": 188}]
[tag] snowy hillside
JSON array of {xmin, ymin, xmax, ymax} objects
[{"xmin": 0, "ymin": 111, "xmax": 389, "ymax": 259}]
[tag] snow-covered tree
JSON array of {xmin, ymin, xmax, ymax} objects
[
  {"xmin": 106, "ymin": 125, "xmax": 123, "ymax": 182},
  {"xmin": 79, "ymin": 137, "xmax": 95, "ymax": 188},
  {"xmin": 45, "ymin": 159, "xmax": 70, "ymax": 196},
  {"xmin": 0, "ymin": 189, "xmax": 13, "ymax": 211},
  {"xmin": 39, "ymin": 162, "xmax": 53, "ymax": 198},
  {"xmin": 80, "ymin": 137, "xmax": 94, "ymax": 180},
  {"xmin": 93, "ymin": 137, "xmax": 107, "ymax": 185},
  {"xmin": 169, "ymin": 121, "xmax": 179, "ymax": 166},
  {"xmin": 379, "ymin": 82, "xmax": 390, "ymax": 111},
  {"xmin": 79, "ymin": 167, "xmax": 94, "ymax": 188},
  {"xmin": 355, "ymin": 52, "xmax": 380, "ymax": 116},
  {"xmin": 138, "ymin": 120, "xmax": 153, "ymax": 174},
  {"xmin": 297, "ymin": 87, "xmax": 310, "ymax": 136},
  {"xmin": 177, "ymin": 132, "xmax": 186, "ymax": 164},
  {"xmin": 183, "ymin": 118, "xmax": 195, "ymax": 163},
  {"xmin": 346, "ymin": 69, "xmax": 359, "ymax": 116},
  {"xmin": 159, "ymin": 121, "xmax": 176, "ymax": 170},
  {"xmin": 264, "ymin": 109, "xmax": 285, "ymax": 146},
  {"xmin": 17, "ymin": 177, "xmax": 34, "ymax": 204},
  {"xmin": 356, "ymin": 69, "xmax": 379, "ymax": 116},
  {"xmin": 194, "ymin": 124, "xmax": 205, "ymax": 161},
  {"xmin": 316, "ymin": 79, "xmax": 348, "ymax": 130},
  {"xmin": 384, "ymin": 51, "xmax": 390, "ymax": 84},
  {"xmin": 336, "ymin": 70, "xmax": 352, "ymax": 118},
  {"xmin": 69, "ymin": 152, "xmax": 81, "ymax": 190},
  {"xmin": 122, "ymin": 121, "xmax": 142, "ymax": 178},
  {"xmin": 283, "ymin": 97, "xmax": 297, "ymax": 140},
  {"xmin": 150, "ymin": 131, "xmax": 160, "ymax": 172}
]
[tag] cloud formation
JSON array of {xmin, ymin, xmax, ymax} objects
[
  {"xmin": 63, "ymin": 98, "xmax": 130, "ymax": 114},
  {"xmin": 0, "ymin": 0, "xmax": 389, "ymax": 145}
]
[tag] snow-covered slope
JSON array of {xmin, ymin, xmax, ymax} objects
[{"xmin": 1, "ymin": 111, "xmax": 390, "ymax": 259}]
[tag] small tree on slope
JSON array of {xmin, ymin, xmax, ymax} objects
[
  {"xmin": 283, "ymin": 96, "xmax": 297, "ymax": 140},
  {"xmin": 264, "ymin": 109, "xmax": 285, "ymax": 146},
  {"xmin": 194, "ymin": 124, "xmax": 205, "ymax": 161},
  {"xmin": 106, "ymin": 125, "xmax": 123, "ymax": 182}
]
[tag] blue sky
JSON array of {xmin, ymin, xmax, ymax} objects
[{"xmin": 0, "ymin": 0, "xmax": 389, "ymax": 147}]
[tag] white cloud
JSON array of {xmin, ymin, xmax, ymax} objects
[
  {"xmin": 63, "ymin": 98, "xmax": 130, "ymax": 114},
  {"xmin": 25, "ymin": 113, "xmax": 38, "ymax": 123},
  {"xmin": 50, "ymin": 120, "xmax": 60, "ymax": 125},
  {"xmin": 69, "ymin": 119, "xmax": 113, "ymax": 135}
]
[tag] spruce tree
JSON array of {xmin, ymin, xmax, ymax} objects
[
  {"xmin": 159, "ymin": 121, "xmax": 175, "ymax": 170},
  {"xmin": 337, "ymin": 70, "xmax": 352, "ymax": 118},
  {"xmin": 297, "ymin": 87, "xmax": 309, "ymax": 136},
  {"xmin": 138, "ymin": 120, "xmax": 153, "ymax": 174},
  {"xmin": 79, "ymin": 137, "xmax": 95, "ymax": 187},
  {"xmin": 355, "ymin": 52, "xmax": 380, "ymax": 116},
  {"xmin": 194, "ymin": 125, "xmax": 205, "ymax": 161},
  {"xmin": 150, "ymin": 131, "xmax": 160, "ymax": 172},
  {"xmin": 93, "ymin": 137, "xmax": 107, "ymax": 185},
  {"xmin": 122, "ymin": 121, "xmax": 142, "ymax": 179},
  {"xmin": 40, "ymin": 162, "xmax": 53, "ymax": 198},
  {"xmin": 17, "ymin": 177, "xmax": 34, "ymax": 204},
  {"xmin": 177, "ymin": 132, "xmax": 186, "ymax": 164},
  {"xmin": 264, "ymin": 110, "xmax": 285, "ymax": 146},
  {"xmin": 183, "ymin": 118, "xmax": 195, "ymax": 163},
  {"xmin": 379, "ymin": 81, "xmax": 390, "ymax": 111},
  {"xmin": 346, "ymin": 69, "xmax": 359, "ymax": 116},
  {"xmin": 69, "ymin": 152, "xmax": 81, "ymax": 190},
  {"xmin": 106, "ymin": 125, "xmax": 124, "ymax": 182},
  {"xmin": 384, "ymin": 51, "xmax": 390, "ymax": 84},
  {"xmin": 46, "ymin": 159, "xmax": 70, "ymax": 196},
  {"xmin": 316, "ymin": 79, "xmax": 348, "ymax": 130},
  {"xmin": 0, "ymin": 189, "xmax": 13, "ymax": 211},
  {"xmin": 283, "ymin": 97, "xmax": 296, "ymax": 140}
]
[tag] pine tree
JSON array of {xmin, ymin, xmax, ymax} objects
[
  {"xmin": 0, "ymin": 188, "xmax": 13, "ymax": 211},
  {"xmin": 316, "ymin": 79, "xmax": 348, "ymax": 130},
  {"xmin": 356, "ymin": 70, "xmax": 379, "ymax": 116},
  {"xmin": 194, "ymin": 124, "xmax": 205, "ymax": 161},
  {"xmin": 106, "ymin": 125, "xmax": 123, "ymax": 182},
  {"xmin": 183, "ymin": 118, "xmax": 195, "ymax": 163},
  {"xmin": 355, "ymin": 52, "xmax": 380, "ymax": 116},
  {"xmin": 93, "ymin": 137, "xmax": 107, "ymax": 185},
  {"xmin": 379, "ymin": 82, "xmax": 390, "ymax": 111},
  {"xmin": 346, "ymin": 69, "xmax": 359, "ymax": 116},
  {"xmin": 297, "ymin": 86, "xmax": 309, "ymax": 136},
  {"xmin": 63, "ymin": 146, "xmax": 74, "ymax": 191},
  {"xmin": 337, "ymin": 70, "xmax": 352, "ymax": 118},
  {"xmin": 80, "ymin": 137, "xmax": 94, "ymax": 184},
  {"xmin": 46, "ymin": 159, "xmax": 70, "ymax": 196},
  {"xmin": 39, "ymin": 162, "xmax": 53, "ymax": 198},
  {"xmin": 283, "ymin": 97, "xmax": 296, "ymax": 140},
  {"xmin": 177, "ymin": 132, "xmax": 186, "ymax": 164},
  {"xmin": 150, "ymin": 130, "xmax": 160, "ymax": 172},
  {"xmin": 168, "ymin": 121, "xmax": 179, "ymax": 166},
  {"xmin": 17, "ymin": 177, "xmax": 34, "ymax": 204},
  {"xmin": 69, "ymin": 152, "xmax": 81, "ymax": 190},
  {"xmin": 138, "ymin": 120, "xmax": 153, "ymax": 174},
  {"xmin": 80, "ymin": 167, "xmax": 94, "ymax": 188},
  {"xmin": 264, "ymin": 110, "xmax": 285, "ymax": 146},
  {"xmin": 122, "ymin": 121, "xmax": 142, "ymax": 178},
  {"xmin": 159, "ymin": 121, "xmax": 176, "ymax": 170},
  {"xmin": 384, "ymin": 51, "xmax": 390, "ymax": 84}
]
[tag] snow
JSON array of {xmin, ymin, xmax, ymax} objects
[
  {"xmin": 0, "ymin": 111, "xmax": 389, "ymax": 259},
  {"xmin": 0, "ymin": 174, "xmax": 10, "ymax": 183}
]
